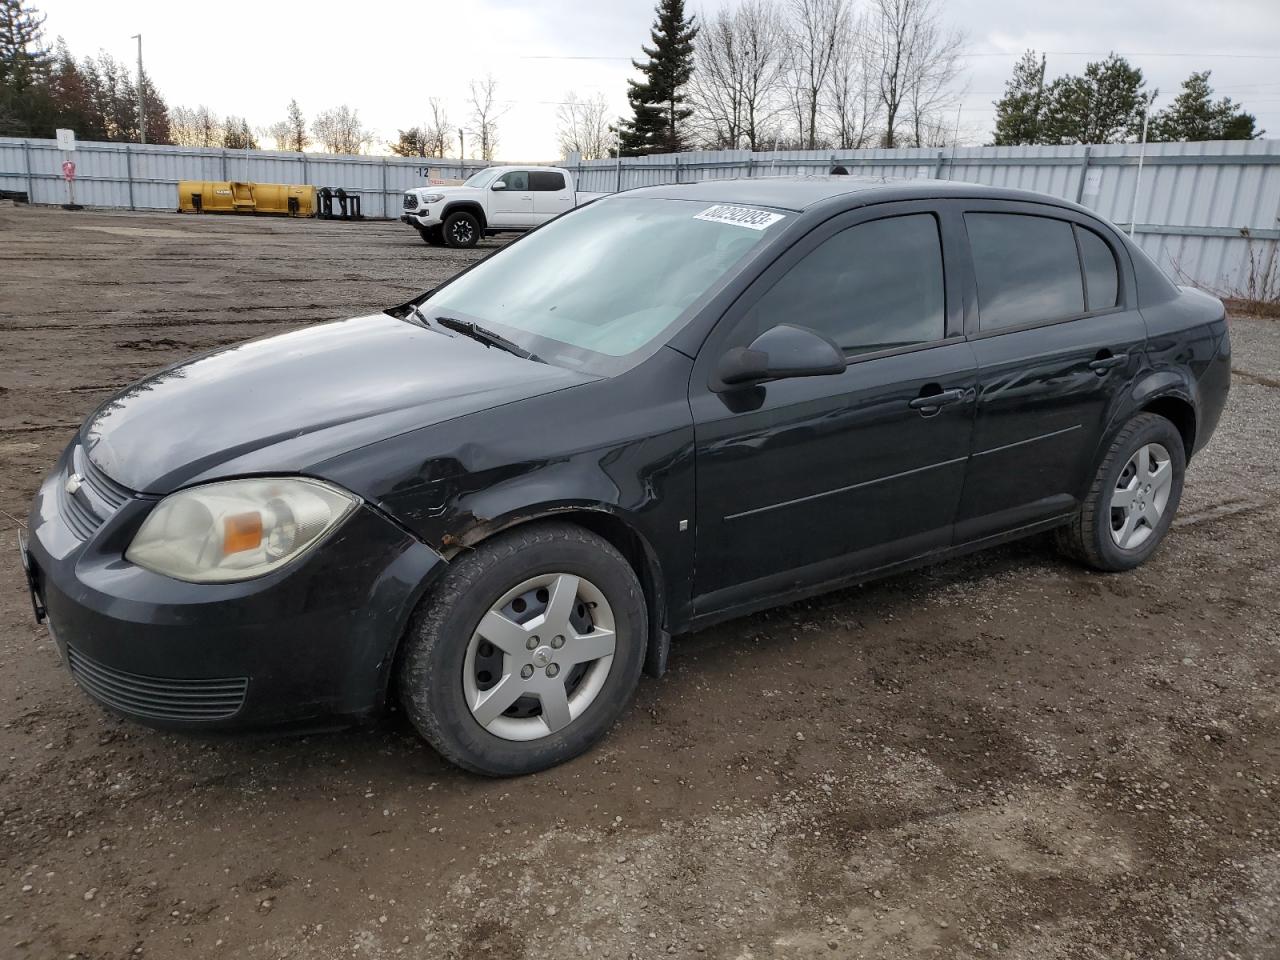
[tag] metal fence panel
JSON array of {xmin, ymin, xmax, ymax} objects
[{"xmin": 5, "ymin": 136, "xmax": 1279, "ymax": 294}]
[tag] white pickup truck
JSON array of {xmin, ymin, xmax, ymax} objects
[{"xmin": 400, "ymin": 165, "xmax": 604, "ymax": 248}]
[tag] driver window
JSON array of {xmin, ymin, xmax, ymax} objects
[
  {"xmin": 748, "ymin": 213, "xmax": 945, "ymax": 355},
  {"xmin": 498, "ymin": 171, "xmax": 529, "ymax": 191}
]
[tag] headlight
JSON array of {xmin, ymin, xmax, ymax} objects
[
  {"xmin": 420, "ymin": 193, "xmax": 445, "ymax": 204},
  {"xmin": 125, "ymin": 478, "xmax": 358, "ymax": 583}
]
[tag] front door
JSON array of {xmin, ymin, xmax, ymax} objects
[
  {"xmin": 489, "ymin": 170, "xmax": 534, "ymax": 227},
  {"xmin": 690, "ymin": 205, "xmax": 977, "ymax": 614},
  {"xmin": 953, "ymin": 204, "xmax": 1149, "ymax": 541}
]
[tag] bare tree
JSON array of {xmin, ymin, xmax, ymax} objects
[
  {"xmin": 689, "ymin": 0, "xmax": 789, "ymax": 150},
  {"xmin": 868, "ymin": 0, "xmax": 965, "ymax": 148},
  {"xmin": 556, "ymin": 92, "xmax": 615, "ymax": 159},
  {"xmin": 169, "ymin": 104, "xmax": 223, "ymax": 147},
  {"xmin": 424, "ymin": 97, "xmax": 454, "ymax": 158},
  {"xmin": 467, "ymin": 75, "xmax": 505, "ymax": 161},
  {"xmin": 311, "ymin": 104, "xmax": 373, "ymax": 154},
  {"xmin": 786, "ymin": 0, "xmax": 848, "ymax": 150},
  {"xmin": 825, "ymin": 8, "xmax": 880, "ymax": 148},
  {"xmin": 265, "ymin": 99, "xmax": 309, "ymax": 151}
]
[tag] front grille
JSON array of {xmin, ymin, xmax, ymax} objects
[
  {"xmin": 57, "ymin": 445, "xmax": 133, "ymax": 540},
  {"xmin": 68, "ymin": 646, "xmax": 249, "ymax": 722},
  {"xmin": 403, "ymin": 193, "xmax": 418, "ymax": 210}
]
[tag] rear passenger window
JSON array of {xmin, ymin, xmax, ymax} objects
[
  {"xmin": 751, "ymin": 214, "xmax": 945, "ymax": 355},
  {"xmin": 1076, "ymin": 226, "xmax": 1120, "ymax": 311},
  {"xmin": 530, "ymin": 171, "xmax": 566, "ymax": 191},
  {"xmin": 966, "ymin": 213, "xmax": 1084, "ymax": 330}
]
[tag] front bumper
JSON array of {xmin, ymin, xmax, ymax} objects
[
  {"xmin": 25, "ymin": 446, "xmax": 445, "ymax": 731},
  {"xmin": 400, "ymin": 210, "xmax": 440, "ymax": 228}
]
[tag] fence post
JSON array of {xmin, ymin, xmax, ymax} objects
[
  {"xmin": 934, "ymin": 149, "xmax": 945, "ymax": 179},
  {"xmin": 220, "ymin": 149, "xmax": 228, "ymax": 181},
  {"xmin": 381, "ymin": 156, "xmax": 389, "ymax": 219},
  {"xmin": 747, "ymin": 156, "xmax": 754, "ymax": 178},
  {"xmin": 674, "ymin": 155, "xmax": 680, "ymax": 184},
  {"xmin": 301, "ymin": 152, "xmax": 309, "ymax": 186},
  {"xmin": 615, "ymin": 156, "xmax": 622, "ymax": 194},
  {"xmin": 1074, "ymin": 146, "xmax": 1092, "ymax": 204},
  {"xmin": 125, "ymin": 143, "xmax": 136, "ymax": 210},
  {"xmin": 22, "ymin": 139, "xmax": 34, "ymax": 202}
]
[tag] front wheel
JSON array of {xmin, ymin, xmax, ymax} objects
[
  {"xmin": 1056, "ymin": 412, "xmax": 1186, "ymax": 571},
  {"xmin": 398, "ymin": 522, "xmax": 647, "ymax": 776},
  {"xmin": 442, "ymin": 211, "xmax": 480, "ymax": 248}
]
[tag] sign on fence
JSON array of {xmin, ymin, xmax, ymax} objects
[{"xmin": 55, "ymin": 128, "xmax": 76, "ymax": 152}]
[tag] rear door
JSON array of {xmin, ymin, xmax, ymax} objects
[
  {"xmin": 689, "ymin": 203, "xmax": 978, "ymax": 613},
  {"xmin": 954, "ymin": 201, "xmax": 1147, "ymax": 542},
  {"xmin": 489, "ymin": 170, "xmax": 534, "ymax": 227},
  {"xmin": 531, "ymin": 170, "xmax": 572, "ymax": 223}
]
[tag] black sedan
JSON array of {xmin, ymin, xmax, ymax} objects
[{"xmin": 21, "ymin": 177, "xmax": 1230, "ymax": 776}]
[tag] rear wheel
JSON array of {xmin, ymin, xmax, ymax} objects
[
  {"xmin": 442, "ymin": 211, "xmax": 481, "ymax": 248},
  {"xmin": 1056, "ymin": 412, "xmax": 1186, "ymax": 571},
  {"xmin": 398, "ymin": 522, "xmax": 647, "ymax": 776}
]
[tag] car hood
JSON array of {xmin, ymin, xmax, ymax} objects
[{"xmin": 82, "ymin": 313, "xmax": 594, "ymax": 494}]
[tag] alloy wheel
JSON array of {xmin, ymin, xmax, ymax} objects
[
  {"xmin": 1109, "ymin": 442, "xmax": 1173, "ymax": 550},
  {"xmin": 463, "ymin": 573, "xmax": 616, "ymax": 741},
  {"xmin": 450, "ymin": 220, "xmax": 475, "ymax": 245}
]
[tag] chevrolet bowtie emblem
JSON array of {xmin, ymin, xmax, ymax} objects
[{"xmin": 65, "ymin": 473, "xmax": 84, "ymax": 495}]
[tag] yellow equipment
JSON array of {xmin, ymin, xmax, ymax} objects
[{"xmin": 178, "ymin": 181, "xmax": 315, "ymax": 216}]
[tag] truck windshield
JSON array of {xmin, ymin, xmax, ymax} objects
[
  {"xmin": 420, "ymin": 197, "xmax": 787, "ymax": 375},
  {"xmin": 463, "ymin": 169, "xmax": 499, "ymax": 188}
]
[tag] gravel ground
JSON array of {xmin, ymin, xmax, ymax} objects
[{"xmin": 1, "ymin": 205, "xmax": 1277, "ymax": 960}]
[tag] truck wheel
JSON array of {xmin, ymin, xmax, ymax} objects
[
  {"xmin": 419, "ymin": 225, "xmax": 444, "ymax": 246},
  {"xmin": 442, "ymin": 211, "xmax": 480, "ymax": 249},
  {"xmin": 1055, "ymin": 412, "xmax": 1186, "ymax": 572},
  {"xmin": 397, "ymin": 521, "xmax": 648, "ymax": 777}
]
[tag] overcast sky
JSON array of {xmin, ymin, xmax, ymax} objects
[{"xmin": 35, "ymin": 0, "xmax": 1280, "ymax": 157}]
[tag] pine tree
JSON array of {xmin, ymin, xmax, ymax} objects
[
  {"xmin": 1041, "ymin": 54, "xmax": 1148, "ymax": 145},
  {"xmin": 0, "ymin": 0, "xmax": 51, "ymax": 135},
  {"xmin": 222, "ymin": 115, "xmax": 257, "ymax": 150},
  {"xmin": 991, "ymin": 51, "xmax": 1046, "ymax": 145},
  {"xmin": 617, "ymin": 0, "xmax": 698, "ymax": 156},
  {"xmin": 1149, "ymin": 71, "xmax": 1259, "ymax": 142}
]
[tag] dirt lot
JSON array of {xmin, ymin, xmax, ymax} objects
[{"xmin": 1, "ymin": 204, "xmax": 1278, "ymax": 960}]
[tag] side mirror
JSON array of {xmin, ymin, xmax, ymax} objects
[
  {"xmin": 716, "ymin": 324, "xmax": 846, "ymax": 388},
  {"xmin": 491, "ymin": 181, "xmax": 507, "ymax": 191}
]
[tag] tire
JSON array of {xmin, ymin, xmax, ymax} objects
[
  {"xmin": 1056, "ymin": 412, "xmax": 1187, "ymax": 572},
  {"xmin": 419, "ymin": 225, "xmax": 444, "ymax": 246},
  {"xmin": 442, "ymin": 211, "xmax": 481, "ymax": 248},
  {"xmin": 398, "ymin": 521, "xmax": 648, "ymax": 777}
]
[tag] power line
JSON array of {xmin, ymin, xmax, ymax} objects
[{"xmin": 523, "ymin": 50, "xmax": 1280, "ymax": 62}]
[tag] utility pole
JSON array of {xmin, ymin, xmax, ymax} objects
[
  {"xmin": 132, "ymin": 33, "xmax": 146, "ymax": 144},
  {"xmin": 458, "ymin": 127, "xmax": 465, "ymax": 175}
]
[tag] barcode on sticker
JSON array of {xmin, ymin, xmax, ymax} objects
[{"xmin": 694, "ymin": 204, "xmax": 785, "ymax": 230}]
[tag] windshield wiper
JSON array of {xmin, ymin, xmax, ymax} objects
[{"xmin": 434, "ymin": 315, "xmax": 543, "ymax": 363}]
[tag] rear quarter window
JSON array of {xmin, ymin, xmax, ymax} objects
[
  {"xmin": 966, "ymin": 213, "xmax": 1085, "ymax": 330},
  {"xmin": 1077, "ymin": 226, "xmax": 1120, "ymax": 311}
]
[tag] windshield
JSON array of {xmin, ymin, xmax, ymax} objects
[
  {"xmin": 463, "ymin": 168, "xmax": 499, "ymax": 188},
  {"xmin": 421, "ymin": 197, "xmax": 787, "ymax": 374}
]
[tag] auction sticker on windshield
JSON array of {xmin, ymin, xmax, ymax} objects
[{"xmin": 694, "ymin": 204, "xmax": 786, "ymax": 230}]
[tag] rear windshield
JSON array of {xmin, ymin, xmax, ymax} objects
[{"xmin": 420, "ymin": 197, "xmax": 787, "ymax": 375}]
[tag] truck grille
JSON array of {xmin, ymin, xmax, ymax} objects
[
  {"xmin": 403, "ymin": 193, "xmax": 418, "ymax": 210},
  {"xmin": 58, "ymin": 445, "xmax": 133, "ymax": 540},
  {"xmin": 68, "ymin": 646, "xmax": 249, "ymax": 722}
]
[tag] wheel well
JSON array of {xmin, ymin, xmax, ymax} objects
[
  {"xmin": 1141, "ymin": 395, "xmax": 1196, "ymax": 458},
  {"xmin": 441, "ymin": 202, "xmax": 486, "ymax": 229}
]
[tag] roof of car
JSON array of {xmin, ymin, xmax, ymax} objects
[{"xmin": 622, "ymin": 175, "xmax": 1073, "ymax": 213}]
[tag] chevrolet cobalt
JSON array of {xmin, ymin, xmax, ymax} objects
[{"xmin": 21, "ymin": 178, "xmax": 1230, "ymax": 776}]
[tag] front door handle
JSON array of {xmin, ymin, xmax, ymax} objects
[
  {"xmin": 1089, "ymin": 352, "xmax": 1128, "ymax": 374},
  {"xmin": 909, "ymin": 387, "xmax": 965, "ymax": 413}
]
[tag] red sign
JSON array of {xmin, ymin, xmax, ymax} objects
[{"xmin": 62, "ymin": 160, "xmax": 76, "ymax": 182}]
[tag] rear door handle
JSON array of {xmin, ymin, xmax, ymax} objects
[
  {"xmin": 909, "ymin": 388, "xmax": 965, "ymax": 411},
  {"xmin": 1089, "ymin": 353, "xmax": 1128, "ymax": 373}
]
